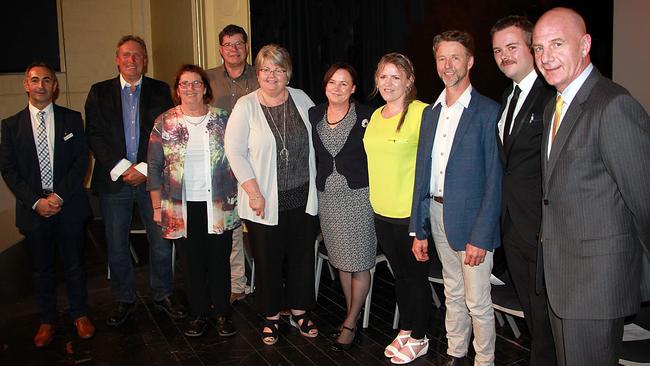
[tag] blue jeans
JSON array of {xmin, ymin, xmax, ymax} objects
[{"xmin": 100, "ymin": 184, "xmax": 173, "ymax": 303}]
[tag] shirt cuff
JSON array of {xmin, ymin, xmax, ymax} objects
[
  {"xmin": 53, "ymin": 193, "xmax": 64, "ymax": 204},
  {"xmin": 32, "ymin": 198, "xmax": 41, "ymax": 210},
  {"xmin": 135, "ymin": 162, "xmax": 148, "ymax": 177},
  {"xmin": 110, "ymin": 159, "xmax": 132, "ymax": 181}
]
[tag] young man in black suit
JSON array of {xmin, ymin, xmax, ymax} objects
[
  {"xmin": 0, "ymin": 62, "xmax": 94, "ymax": 347},
  {"xmin": 85, "ymin": 35, "xmax": 185, "ymax": 326},
  {"xmin": 491, "ymin": 16, "xmax": 556, "ymax": 366}
]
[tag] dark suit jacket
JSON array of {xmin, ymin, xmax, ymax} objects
[
  {"xmin": 409, "ymin": 88, "xmax": 502, "ymax": 251},
  {"xmin": 498, "ymin": 76, "xmax": 555, "ymax": 246},
  {"xmin": 0, "ymin": 105, "xmax": 91, "ymax": 231},
  {"xmin": 308, "ymin": 102, "xmax": 373, "ymax": 191},
  {"xmin": 85, "ymin": 76, "xmax": 173, "ymax": 194},
  {"xmin": 541, "ymin": 67, "xmax": 650, "ymax": 319}
]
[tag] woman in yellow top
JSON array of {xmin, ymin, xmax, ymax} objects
[{"xmin": 363, "ymin": 53, "xmax": 431, "ymax": 365}]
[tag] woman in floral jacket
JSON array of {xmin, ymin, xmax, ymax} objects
[{"xmin": 147, "ymin": 64, "xmax": 240, "ymax": 338}]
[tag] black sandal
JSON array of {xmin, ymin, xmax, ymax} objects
[
  {"xmin": 262, "ymin": 318, "xmax": 280, "ymax": 345},
  {"xmin": 331, "ymin": 325, "xmax": 356, "ymax": 351},
  {"xmin": 290, "ymin": 313, "xmax": 318, "ymax": 338}
]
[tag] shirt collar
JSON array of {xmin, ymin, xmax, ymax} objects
[
  {"xmin": 433, "ymin": 84, "xmax": 473, "ymax": 109},
  {"xmin": 514, "ymin": 69, "xmax": 538, "ymax": 95},
  {"xmin": 119, "ymin": 74, "xmax": 143, "ymax": 89},
  {"xmin": 558, "ymin": 63, "xmax": 593, "ymax": 106},
  {"xmin": 224, "ymin": 63, "xmax": 252, "ymax": 81},
  {"xmin": 28, "ymin": 102, "xmax": 53, "ymax": 117}
]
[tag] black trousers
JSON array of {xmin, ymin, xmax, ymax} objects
[
  {"xmin": 503, "ymin": 218, "xmax": 556, "ymax": 366},
  {"xmin": 245, "ymin": 206, "xmax": 317, "ymax": 317},
  {"xmin": 23, "ymin": 216, "xmax": 88, "ymax": 324},
  {"xmin": 374, "ymin": 217, "xmax": 431, "ymax": 339},
  {"xmin": 175, "ymin": 201, "xmax": 232, "ymax": 318},
  {"xmin": 548, "ymin": 305, "xmax": 624, "ymax": 366}
]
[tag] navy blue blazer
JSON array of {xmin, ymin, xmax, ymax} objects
[
  {"xmin": 308, "ymin": 102, "xmax": 373, "ymax": 191},
  {"xmin": 409, "ymin": 89, "xmax": 502, "ymax": 251},
  {"xmin": 85, "ymin": 76, "xmax": 173, "ymax": 194},
  {"xmin": 0, "ymin": 105, "xmax": 91, "ymax": 231}
]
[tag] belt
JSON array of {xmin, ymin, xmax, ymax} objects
[
  {"xmin": 42, "ymin": 189, "xmax": 54, "ymax": 196},
  {"xmin": 427, "ymin": 194, "xmax": 443, "ymax": 203}
]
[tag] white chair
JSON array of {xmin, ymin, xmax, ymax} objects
[
  {"xmin": 314, "ymin": 235, "xmax": 399, "ymax": 329},
  {"xmin": 490, "ymin": 272, "xmax": 524, "ymax": 338}
]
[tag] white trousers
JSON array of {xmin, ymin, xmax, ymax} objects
[{"xmin": 429, "ymin": 201, "xmax": 495, "ymax": 366}]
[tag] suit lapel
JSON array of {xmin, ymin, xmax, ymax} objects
[
  {"xmin": 112, "ymin": 77, "xmax": 127, "ymax": 150},
  {"xmin": 497, "ymin": 86, "xmax": 510, "ymax": 164},
  {"xmin": 52, "ymin": 105, "xmax": 65, "ymax": 183},
  {"xmin": 507, "ymin": 78, "xmax": 543, "ymax": 148},
  {"xmin": 448, "ymin": 90, "xmax": 477, "ymax": 161},
  {"xmin": 18, "ymin": 108, "xmax": 40, "ymax": 169},
  {"xmin": 545, "ymin": 68, "xmax": 601, "ymax": 185}
]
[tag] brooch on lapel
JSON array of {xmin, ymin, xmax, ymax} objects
[
  {"xmin": 361, "ymin": 119, "xmax": 369, "ymax": 128},
  {"xmin": 529, "ymin": 114, "xmax": 535, "ymax": 123}
]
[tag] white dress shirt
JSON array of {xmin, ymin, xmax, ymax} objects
[
  {"xmin": 546, "ymin": 63, "xmax": 593, "ymax": 157},
  {"xmin": 430, "ymin": 85, "xmax": 473, "ymax": 197},
  {"xmin": 498, "ymin": 69, "xmax": 538, "ymax": 142}
]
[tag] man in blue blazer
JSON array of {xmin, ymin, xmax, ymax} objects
[
  {"xmin": 410, "ymin": 31, "xmax": 502, "ymax": 366},
  {"xmin": 0, "ymin": 62, "xmax": 94, "ymax": 347}
]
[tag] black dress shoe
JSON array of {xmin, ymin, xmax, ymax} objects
[
  {"xmin": 184, "ymin": 318, "xmax": 208, "ymax": 337},
  {"xmin": 154, "ymin": 297, "xmax": 187, "ymax": 320},
  {"xmin": 444, "ymin": 356, "xmax": 469, "ymax": 366},
  {"xmin": 106, "ymin": 301, "xmax": 136, "ymax": 327},
  {"xmin": 215, "ymin": 315, "xmax": 237, "ymax": 337}
]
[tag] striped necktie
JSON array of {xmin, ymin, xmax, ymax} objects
[{"xmin": 36, "ymin": 110, "xmax": 53, "ymax": 189}]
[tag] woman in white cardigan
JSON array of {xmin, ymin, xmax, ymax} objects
[{"xmin": 224, "ymin": 44, "xmax": 318, "ymax": 345}]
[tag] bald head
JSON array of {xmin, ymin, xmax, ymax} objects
[{"xmin": 532, "ymin": 7, "xmax": 592, "ymax": 92}]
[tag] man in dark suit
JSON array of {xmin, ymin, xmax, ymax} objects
[
  {"xmin": 532, "ymin": 8, "xmax": 650, "ymax": 365},
  {"xmin": 490, "ymin": 16, "xmax": 556, "ymax": 366},
  {"xmin": 410, "ymin": 30, "xmax": 501, "ymax": 366},
  {"xmin": 85, "ymin": 35, "xmax": 186, "ymax": 327},
  {"xmin": 0, "ymin": 62, "xmax": 94, "ymax": 347}
]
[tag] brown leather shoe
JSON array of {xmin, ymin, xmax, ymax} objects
[
  {"xmin": 74, "ymin": 316, "xmax": 95, "ymax": 339},
  {"xmin": 34, "ymin": 324, "xmax": 55, "ymax": 348},
  {"xmin": 229, "ymin": 291, "xmax": 246, "ymax": 303}
]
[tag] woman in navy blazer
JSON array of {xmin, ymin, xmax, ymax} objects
[{"xmin": 309, "ymin": 63, "xmax": 376, "ymax": 351}]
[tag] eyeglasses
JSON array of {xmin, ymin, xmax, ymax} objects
[
  {"xmin": 259, "ymin": 67, "xmax": 287, "ymax": 76},
  {"xmin": 178, "ymin": 80, "xmax": 204, "ymax": 89},
  {"xmin": 221, "ymin": 41, "xmax": 246, "ymax": 49}
]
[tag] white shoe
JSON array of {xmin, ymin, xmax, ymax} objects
[
  {"xmin": 390, "ymin": 336, "xmax": 429, "ymax": 364},
  {"xmin": 384, "ymin": 331, "xmax": 411, "ymax": 358}
]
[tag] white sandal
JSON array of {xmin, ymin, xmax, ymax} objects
[
  {"xmin": 384, "ymin": 331, "xmax": 411, "ymax": 358},
  {"xmin": 390, "ymin": 336, "xmax": 429, "ymax": 364}
]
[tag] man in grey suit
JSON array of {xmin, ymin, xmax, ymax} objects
[{"xmin": 532, "ymin": 7, "xmax": 650, "ymax": 365}]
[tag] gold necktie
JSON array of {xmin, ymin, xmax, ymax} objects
[{"xmin": 551, "ymin": 95, "xmax": 564, "ymax": 143}]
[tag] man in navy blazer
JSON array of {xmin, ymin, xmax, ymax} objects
[
  {"xmin": 85, "ymin": 35, "xmax": 185, "ymax": 327},
  {"xmin": 410, "ymin": 31, "xmax": 502, "ymax": 366},
  {"xmin": 0, "ymin": 62, "xmax": 94, "ymax": 347}
]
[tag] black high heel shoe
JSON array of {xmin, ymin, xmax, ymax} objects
[{"xmin": 330, "ymin": 325, "xmax": 356, "ymax": 351}]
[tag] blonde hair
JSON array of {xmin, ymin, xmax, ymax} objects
[
  {"xmin": 373, "ymin": 53, "xmax": 417, "ymax": 132},
  {"xmin": 255, "ymin": 44, "xmax": 293, "ymax": 81}
]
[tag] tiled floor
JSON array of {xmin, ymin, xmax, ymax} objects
[{"xmin": 0, "ymin": 219, "xmax": 532, "ymax": 365}]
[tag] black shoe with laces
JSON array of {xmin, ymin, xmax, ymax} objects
[
  {"xmin": 184, "ymin": 318, "xmax": 208, "ymax": 337},
  {"xmin": 215, "ymin": 315, "xmax": 237, "ymax": 337},
  {"xmin": 154, "ymin": 296, "xmax": 188, "ymax": 320},
  {"xmin": 106, "ymin": 301, "xmax": 136, "ymax": 327}
]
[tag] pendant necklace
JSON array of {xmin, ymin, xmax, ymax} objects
[{"xmin": 260, "ymin": 91, "xmax": 289, "ymax": 166}]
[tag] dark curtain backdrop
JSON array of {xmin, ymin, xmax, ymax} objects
[{"xmin": 250, "ymin": 0, "xmax": 612, "ymax": 106}]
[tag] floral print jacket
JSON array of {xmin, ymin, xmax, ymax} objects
[{"xmin": 147, "ymin": 105, "xmax": 240, "ymax": 239}]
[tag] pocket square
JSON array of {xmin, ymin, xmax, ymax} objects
[{"xmin": 63, "ymin": 133, "xmax": 74, "ymax": 141}]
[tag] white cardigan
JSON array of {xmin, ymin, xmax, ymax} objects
[{"xmin": 224, "ymin": 87, "xmax": 318, "ymax": 225}]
